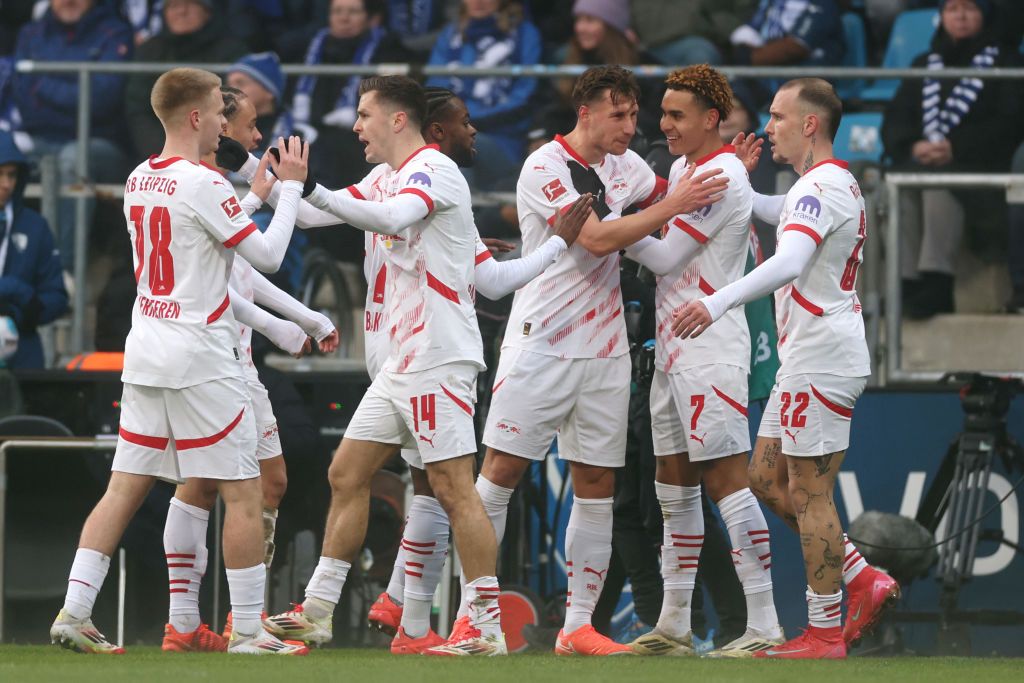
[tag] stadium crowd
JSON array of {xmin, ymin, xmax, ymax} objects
[{"xmin": 0, "ymin": 0, "xmax": 1023, "ymax": 372}]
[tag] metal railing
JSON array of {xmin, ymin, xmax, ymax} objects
[
  {"xmin": 883, "ymin": 173, "xmax": 1024, "ymax": 383},
  {"xmin": 13, "ymin": 60, "xmax": 1024, "ymax": 362}
]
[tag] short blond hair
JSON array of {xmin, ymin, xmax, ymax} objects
[{"xmin": 151, "ymin": 68, "xmax": 221, "ymax": 123}]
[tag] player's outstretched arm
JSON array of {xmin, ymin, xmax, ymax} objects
[
  {"xmin": 624, "ymin": 221, "xmax": 704, "ymax": 276},
  {"xmin": 752, "ymin": 192, "xmax": 786, "ymax": 225},
  {"xmin": 303, "ymin": 183, "xmax": 428, "ymax": 235},
  {"xmin": 475, "ymin": 194, "xmax": 592, "ymax": 300},
  {"xmin": 576, "ymin": 165, "xmax": 728, "ymax": 257},
  {"xmin": 229, "ymin": 285, "xmax": 311, "ymax": 357},
  {"xmin": 250, "ymin": 269, "xmax": 338, "ymax": 352},
  {"xmin": 232, "ymin": 137, "xmax": 308, "ymax": 273},
  {"xmin": 671, "ymin": 229, "xmax": 818, "ymax": 338},
  {"xmin": 236, "ymin": 151, "xmax": 346, "ymax": 229}
]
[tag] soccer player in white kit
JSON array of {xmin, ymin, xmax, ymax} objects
[
  {"xmin": 356, "ymin": 87, "xmax": 590, "ymax": 654},
  {"xmin": 259, "ymin": 76, "xmax": 507, "ymax": 656},
  {"xmin": 50, "ymin": 68, "xmax": 309, "ymax": 655},
  {"xmin": 673, "ymin": 78, "xmax": 898, "ymax": 659},
  {"xmin": 158, "ymin": 85, "xmax": 340, "ymax": 653},
  {"xmin": 619, "ymin": 65, "xmax": 784, "ymax": 658},
  {"xmin": 476, "ymin": 65, "xmax": 729, "ymax": 657}
]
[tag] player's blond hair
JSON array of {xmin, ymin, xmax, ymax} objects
[
  {"xmin": 151, "ymin": 68, "xmax": 221, "ymax": 124},
  {"xmin": 665, "ymin": 64, "xmax": 734, "ymax": 124},
  {"xmin": 779, "ymin": 78, "xmax": 842, "ymax": 141}
]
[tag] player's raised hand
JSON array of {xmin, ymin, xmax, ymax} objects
[
  {"xmin": 215, "ymin": 134, "xmax": 249, "ymax": 172},
  {"xmin": 664, "ymin": 164, "xmax": 728, "ymax": 217},
  {"xmin": 251, "ymin": 152, "xmax": 278, "ymax": 201},
  {"xmin": 731, "ymin": 132, "xmax": 764, "ymax": 175},
  {"xmin": 318, "ymin": 329, "xmax": 340, "ymax": 354},
  {"xmin": 671, "ymin": 300, "xmax": 714, "ymax": 339},
  {"xmin": 481, "ymin": 237, "xmax": 516, "ymax": 256},
  {"xmin": 552, "ymin": 193, "xmax": 593, "ymax": 247},
  {"xmin": 268, "ymin": 136, "xmax": 308, "ymax": 184}
]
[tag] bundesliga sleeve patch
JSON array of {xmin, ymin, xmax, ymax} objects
[
  {"xmin": 791, "ymin": 195, "xmax": 822, "ymax": 225},
  {"xmin": 542, "ymin": 178, "xmax": 567, "ymax": 202},
  {"xmin": 221, "ymin": 196, "xmax": 242, "ymax": 219}
]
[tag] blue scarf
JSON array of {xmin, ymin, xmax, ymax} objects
[
  {"xmin": 388, "ymin": 0, "xmax": 438, "ymax": 37},
  {"xmin": 293, "ymin": 27, "xmax": 385, "ymax": 130},
  {"xmin": 444, "ymin": 16, "xmax": 518, "ymax": 108},
  {"xmin": 922, "ymin": 45, "xmax": 998, "ymax": 142}
]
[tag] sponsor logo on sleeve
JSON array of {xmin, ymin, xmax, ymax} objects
[
  {"xmin": 408, "ymin": 171, "xmax": 432, "ymax": 187},
  {"xmin": 791, "ymin": 195, "xmax": 822, "ymax": 224},
  {"xmin": 542, "ymin": 179, "xmax": 567, "ymax": 202},
  {"xmin": 687, "ymin": 203, "xmax": 714, "ymax": 223},
  {"xmin": 221, "ymin": 196, "xmax": 242, "ymax": 219}
]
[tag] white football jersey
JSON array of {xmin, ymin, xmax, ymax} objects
[
  {"xmin": 773, "ymin": 159, "xmax": 871, "ymax": 378},
  {"xmin": 229, "ymin": 255, "xmax": 260, "ymax": 383},
  {"xmin": 350, "ymin": 165, "xmax": 392, "ymax": 378},
  {"xmin": 121, "ymin": 156, "xmax": 255, "ymax": 388},
  {"xmin": 655, "ymin": 148, "xmax": 752, "ymax": 374},
  {"xmin": 505, "ymin": 136, "xmax": 665, "ymax": 358},
  {"xmin": 353, "ymin": 145, "xmax": 483, "ymax": 374}
]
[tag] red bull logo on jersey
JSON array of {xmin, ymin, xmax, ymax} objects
[{"xmin": 138, "ymin": 294, "xmax": 181, "ymax": 320}]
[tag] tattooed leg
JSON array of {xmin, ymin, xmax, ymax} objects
[
  {"xmin": 788, "ymin": 451, "xmax": 846, "ymax": 594},
  {"xmin": 748, "ymin": 437, "xmax": 798, "ymax": 531}
]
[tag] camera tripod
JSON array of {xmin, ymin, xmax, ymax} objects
[{"xmin": 911, "ymin": 373, "xmax": 1024, "ymax": 654}]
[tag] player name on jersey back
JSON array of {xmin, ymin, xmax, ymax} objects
[
  {"xmin": 505, "ymin": 136, "xmax": 663, "ymax": 359},
  {"xmin": 655, "ymin": 148, "xmax": 752, "ymax": 374},
  {"xmin": 121, "ymin": 156, "xmax": 257, "ymax": 389},
  {"xmin": 774, "ymin": 159, "xmax": 871, "ymax": 378}
]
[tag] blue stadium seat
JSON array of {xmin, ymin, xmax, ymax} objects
[
  {"xmin": 833, "ymin": 112, "xmax": 885, "ymax": 163},
  {"xmin": 861, "ymin": 9, "xmax": 939, "ymax": 102},
  {"xmin": 837, "ymin": 13, "xmax": 868, "ymax": 100}
]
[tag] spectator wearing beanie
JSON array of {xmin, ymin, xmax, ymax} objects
[
  {"xmin": 124, "ymin": 0, "xmax": 248, "ymax": 158},
  {"xmin": 227, "ymin": 52, "xmax": 295, "ymax": 149},
  {"xmin": 426, "ymin": 0, "xmax": 541, "ymax": 191}
]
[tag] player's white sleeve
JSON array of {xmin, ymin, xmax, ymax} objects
[
  {"xmin": 229, "ymin": 285, "xmax": 308, "ymax": 355},
  {"xmin": 240, "ymin": 191, "xmax": 263, "ymax": 216},
  {"xmin": 305, "ymin": 184, "xmax": 427, "ymax": 234},
  {"xmin": 624, "ymin": 228, "xmax": 703, "ymax": 276},
  {"xmin": 752, "ymin": 192, "xmax": 786, "ymax": 224},
  {"xmin": 475, "ymin": 236, "xmax": 567, "ymax": 300},
  {"xmin": 251, "ymin": 269, "xmax": 335, "ymax": 342},
  {"xmin": 701, "ymin": 229, "xmax": 818, "ymax": 321},
  {"xmin": 240, "ymin": 152, "xmax": 348, "ymax": 229},
  {"xmin": 232, "ymin": 180, "xmax": 304, "ymax": 273}
]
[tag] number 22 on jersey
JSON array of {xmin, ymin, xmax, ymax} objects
[{"xmin": 130, "ymin": 205, "xmax": 175, "ymax": 295}]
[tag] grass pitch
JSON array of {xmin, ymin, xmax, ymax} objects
[{"xmin": 2, "ymin": 646, "xmax": 1022, "ymax": 683}]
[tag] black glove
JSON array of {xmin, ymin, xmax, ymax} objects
[
  {"xmin": 268, "ymin": 140, "xmax": 316, "ymax": 197},
  {"xmin": 566, "ymin": 160, "xmax": 611, "ymax": 219},
  {"xmin": 215, "ymin": 135, "xmax": 248, "ymax": 172}
]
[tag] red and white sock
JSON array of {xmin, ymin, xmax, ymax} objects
[
  {"xmin": 563, "ymin": 496, "xmax": 613, "ymax": 634},
  {"xmin": 303, "ymin": 556, "xmax": 351, "ymax": 619},
  {"xmin": 806, "ymin": 588, "xmax": 843, "ymax": 630},
  {"xmin": 163, "ymin": 497, "xmax": 210, "ymax": 633},
  {"xmin": 63, "ymin": 548, "xmax": 110, "ymax": 620},
  {"xmin": 842, "ymin": 533, "xmax": 869, "ymax": 585},
  {"xmin": 399, "ymin": 495, "xmax": 450, "ymax": 638},
  {"xmin": 717, "ymin": 487, "xmax": 780, "ymax": 637},
  {"xmin": 457, "ymin": 476, "xmax": 513, "ymax": 619},
  {"xmin": 463, "ymin": 576, "xmax": 502, "ymax": 638},
  {"xmin": 226, "ymin": 564, "xmax": 266, "ymax": 636},
  {"xmin": 656, "ymin": 483, "xmax": 702, "ymax": 639}
]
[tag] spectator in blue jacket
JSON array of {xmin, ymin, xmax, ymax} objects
[
  {"xmin": 13, "ymin": 0, "xmax": 133, "ymax": 271},
  {"xmin": 427, "ymin": 0, "xmax": 541, "ymax": 190},
  {"xmin": 0, "ymin": 130, "xmax": 68, "ymax": 369}
]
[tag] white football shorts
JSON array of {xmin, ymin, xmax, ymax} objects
[
  {"xmin": 757, "ymin": 373, "xmax": 868, "ymax": 457},
  {"xmin": 113, "ymin": 377, "xmax": 258, "ymax": 484},
  {"xmin": 650, "ymin": 365, "xmax": 751, "ymax": 461},
  {"xmin": 482, "ymin": 347, "xmax": 630, "ymax": 467},
  {"xmin": 247, "ymin": 378, "xmax": 282, "ymax": 461},
  {"xmin": 344, "ymin": 361, "xmax": 478, "ymax": 464}
]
